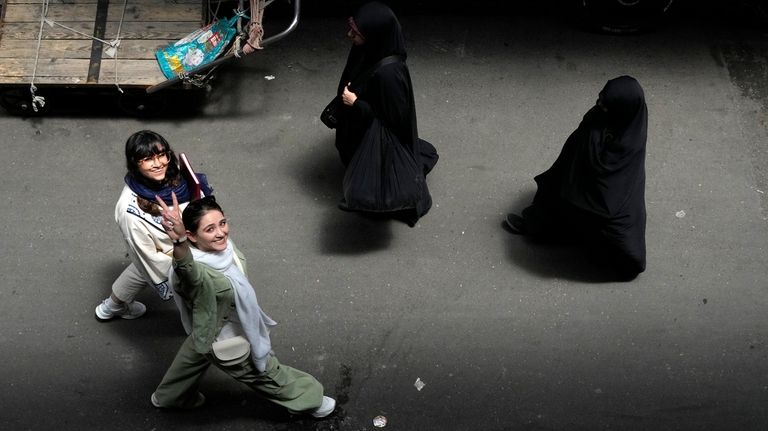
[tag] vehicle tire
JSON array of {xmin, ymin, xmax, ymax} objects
[
  {"xmin": 577, "ymin": 0, "xmax": 676, "ymax": 34},
  {"xmin": 117, "ymin": 91, "xmax": 168, "ymax": 117}
]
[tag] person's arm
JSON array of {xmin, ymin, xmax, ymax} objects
[
  {"xmin": 154, "ymin": 192, "xmax": 211, "ymax": 296},
  {"xmin": 343, "ymin": 83, "xmax": 375, "ymax": 122},
  {"xmin": 343, "ymin": 64, "xmax": 411, "ymax": 129}
]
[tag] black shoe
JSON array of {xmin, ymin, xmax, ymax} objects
[{"xmin": 504, "ymin": 213, "xmax": 526, "ymax": 235}]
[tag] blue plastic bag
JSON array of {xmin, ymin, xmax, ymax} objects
[{"xmin": 155, "ymin": 16, "xmax": 238, "ymax": 80}]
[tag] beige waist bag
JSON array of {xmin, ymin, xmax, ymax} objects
[{"xmin": 211, "ymin": 336, "xmax": 251, "ymax": 366}]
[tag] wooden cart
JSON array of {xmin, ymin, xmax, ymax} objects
[{"xmin": 0, "ymin": 0, "xmax": 299, "ymax": 115}]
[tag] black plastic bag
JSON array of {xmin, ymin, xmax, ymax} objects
[{"xmin": 340, "ymin": 119, "xmax": 423, "ymax": 212}]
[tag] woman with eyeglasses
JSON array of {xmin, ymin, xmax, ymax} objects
[
  {"xmin": 95, "ymin": 130, "xmax": 213, "ymax": 321},
  {"xmin": 149, "ymin": 193, "xmax": 335, "ymax": 417},
  {"xmin": 332, "ymin": 1, "xmax": 438, "ymax": 227}
]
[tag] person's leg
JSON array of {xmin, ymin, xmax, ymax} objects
[
  {"xmin": 215, "ymin": 355, "xmax": 327, "ymax": 414},
  {"xmin": 513, "ymin": 202, "xmax": 565, "ymax": 238},
  {"xmin": 111, "ymin": 263, "xmax": 148, "ymax": 303},
  {"xmin": 152, "ymin": 337, "xmax": 211, "ymax": 409},
  {"xmin": 95, "ymin": 263, "xmax": 147, "ymax": 320}
]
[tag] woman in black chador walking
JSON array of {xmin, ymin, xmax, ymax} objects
[
  {"xmin": 333, "ymin": 1, "xmax": 438, "ymax": 227},
  {"xmin": 506, "ymin": 75, "xmax": 647, "ymax": 279}
]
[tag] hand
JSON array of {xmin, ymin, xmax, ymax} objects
[
  {"xmin": 342, "ymin": 83, "xmax": 357, "ymax": 106},
  {"xmin": 155, "ymin": 192, "xmax": 185, "ymax": 240}
]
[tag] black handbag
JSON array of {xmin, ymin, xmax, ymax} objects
[
  {"xmin": 320, "ymin": 55, "xmax": 402, "ymax": 129},
  {"xmin": 320, "ymin": 96, "xmax": 343, "ymax": 129}
]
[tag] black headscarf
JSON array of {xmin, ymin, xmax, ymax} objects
[
  {"xmin": 338, "ymin": 2, "xmax": 407, "ymax": 93},
  {"xmin": 353, "ymin": 2, "xmax": 406, "ymax": 63},
  {"xmin": 535, "ymin": 75, "xmax": 647, "ymax": 218},
  {"xmin": 530, "ymin": 75, "xmax": 647, "ymax": 273}
]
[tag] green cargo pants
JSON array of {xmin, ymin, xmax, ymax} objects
[{"xmin": 152, "ymin": 336, "xmax": 324, "ymax": 413}]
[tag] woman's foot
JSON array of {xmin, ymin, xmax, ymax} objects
[
  {"xmin": 151, "ymin": 392, "xmax": 206, "ymax": 409},
  {"xmin": 95, "ymin": 299, "xmax": 146, "ymax": 321},
  {"xmin": 311, "ymin": 396, "xmax": 336, "ymax": 418},
  {"xmin": 504, "ymin": 213, "xmax": 526, "ymax": 235}
]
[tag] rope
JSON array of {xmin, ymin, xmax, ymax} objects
[
  {"xmin": 29, "ymin": 0, "xmax": 129, "ymax": 100},
  {"xmin": 110, "ymin": 0, "xmax": 130, "ymax": 93},
  {"xmin": 233, "ymin": 0, "xmax": 267, "ymax": 57},
  {"xmin": 232, "ymin": 8, "xmax": 250, "ymax": 58},
  {"xmin": 44, "ymin": 19, "xmax": 114, "ymax": 46},
  {"xmin": 246, "ymin": 0, "xmax": 266, "ymax": 50},
  {"xmin": 29, "ymin": 0, "xmax": 50, "ymax": 112},
  {"xmin": 207, "ymin": 0, "xmax": 223, "ymax": 25}
]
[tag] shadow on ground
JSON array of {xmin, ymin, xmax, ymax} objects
[
  {"xmin": 502, "ymin": 192, "xmax": 640, "ymax": 283},
  {"xmin": 292, "ymin": 137, "xmax": 394, "ymax": 255}
]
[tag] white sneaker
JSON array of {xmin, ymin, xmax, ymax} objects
[
  {"xmin": 95, "ymin": 300, "xmax": 146, "ymax": 321},
  {"xmin": 311, "ymin": 396, "xmax": 336, "ymax": 418},
  {"xmin": 151, "ymin": 392, "xmax": 206, "ymax": 409}
]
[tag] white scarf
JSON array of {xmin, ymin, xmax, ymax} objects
[{"xmin": 171, "ymin": 240, "xmax": 277, "ymax": 371}]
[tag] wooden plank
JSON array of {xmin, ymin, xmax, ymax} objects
[
  {"xmin": 0, "ymin": 21, "xmax": 97, "ymax": 40},
  {"xmin": 0, "ymin": 75, "xmax": 163, "ymax": 85},
  {"xmin": 0, "ymin": 58, "xmax": 91, "ymax": 79},
  {"xmin": 5, "ymin": 3, "xmax": 200, "ymax": 23},
  {"xmin": 0, "ymin": 39, "xmax": 170, "ymax": 60},
  {"xmin": 0, "ymin": 57, "xmax": 166, "ymax": 85},
  {"xmin": 0, "ymin": 39, "xmax": 92, "ymax": 58},
  {"xmin": 0, "ymin": 76, "xmax": 100, "ymax": 85},
  {"xmin": 98, "ymin": 58, "xmax": 166, "ymax": 84},
  {"xmin": 2, "ymin": 21, "xmax": 203, "ymax": 40},
  {"xmin": 5, "ymin": 1, "xmax": 200, "ymax": 4}
]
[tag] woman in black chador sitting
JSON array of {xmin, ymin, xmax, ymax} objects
[
  {"xmin": 333, "ymin": 1, "xmax": 438, "ymax": 227},
  {"xmin": 505, "ymin": 75, "xmax": 648, "ymax": 279}
]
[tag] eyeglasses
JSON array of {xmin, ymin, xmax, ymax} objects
[
  {"xmin": 347, "ymin": 17, "xmax": 365, "ymax": 41},
  {"xmin": 138, "ymin": 152, "xmax": 169, "ymax": 166},
  {"xmin": 348, "ymin": 27, "xmax": 364, "ymax": 40}
]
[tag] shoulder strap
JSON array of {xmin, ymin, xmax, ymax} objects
[{"xmin": 350, "ymin": 55, "xmax": 402, "ymax": 87}]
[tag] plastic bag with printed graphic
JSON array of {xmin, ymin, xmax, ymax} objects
[{"xmin": 155, "ymin": 16, "xmax": 238, "ymax": 80}]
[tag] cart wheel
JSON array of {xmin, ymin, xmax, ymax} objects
[
  {"xmin": 0, "ymin": 88, "xmax": 50, "ymax": 116},
  {"xmin": 578, "ymin": 0, "xmax": 676, "ymax": 33},
  {"xmin": 118, "ymin": 91, "xmax": 168, "ymax": 117}
]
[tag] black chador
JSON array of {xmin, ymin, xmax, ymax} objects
[
  {"xmin": 334, "ymin": 2, "xmax": 438, "ymax": 226},
  {"xmin": 508, "ymin": 76, "xmax": 648, "ymax": 276}
]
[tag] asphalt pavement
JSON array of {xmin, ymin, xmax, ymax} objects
[{"xmin": 1, "ymin": 5, "xmax": 767, "ymax": 431}]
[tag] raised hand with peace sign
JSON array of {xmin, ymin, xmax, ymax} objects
[{"xmin": 155, "ymin": 192, "xmax": 190, "ymax": 258}]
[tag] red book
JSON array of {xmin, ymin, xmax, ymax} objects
[{"xmin": 179, "ymin": 152, "xmax": 202, "ymax": 201}]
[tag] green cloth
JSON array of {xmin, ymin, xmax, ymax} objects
[
  {"xmin": 154, "ymin": 248, "xmax": 323, "ymax": 412},
  {"xmin": 172, "ymin": 246, "xmax": 244, "ymax": 355},
  {"xmin": 153, "ymin": 337, "xmax": 323, "ymax": 412}
]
